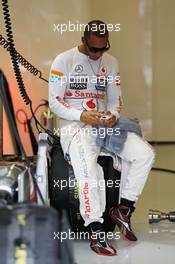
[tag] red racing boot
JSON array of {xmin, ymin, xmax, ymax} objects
[
  {"xmin": 109, "ymin": 204, "xmax": 137, "ymax": 242},
  {"xmin": 89, "ymin": 222, "xmax": 117, "ymax": 256}
]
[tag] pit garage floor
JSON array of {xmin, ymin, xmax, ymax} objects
[{"xmin": 73, "ymin": 145, "xmax": 175, "ymax": 264}]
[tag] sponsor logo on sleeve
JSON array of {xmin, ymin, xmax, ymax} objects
[
  {"xmin": 49, "ymin": 70, "xmax": 65, "ymax": 83},
  {"xmin": 51, "ymin": 70, "xmax": 64, "ymax": 77},
  {"xmin": 115, "ymin": 72, "xmax": 121, "ymax": 86},
  {"xmin": 117, "ymin": 95, "xmax": 122, "ymax": 113},
  {"xmin": 56, "ymin": 96, "xmax": 69, "ymax": 108}
]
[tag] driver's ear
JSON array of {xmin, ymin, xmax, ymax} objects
[{"xmin": 82, "ymin": 37, "xmax": 85, "ymax": 44}]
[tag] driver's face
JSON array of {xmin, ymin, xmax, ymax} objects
[{"xmin": 84, "ymin": 34, "xmax": 109, "ymax": 60}]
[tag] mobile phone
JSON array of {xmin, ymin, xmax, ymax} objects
[{"xmin": 100, "ymin": 115, "xmax": 112, "ymax": 120}]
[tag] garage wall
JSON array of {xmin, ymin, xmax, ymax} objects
[
  {"xmin": 152, "ymin": 0, "xmax": 175, "ymax": 140},
  {"xmin": 91, "ymin": 0, "xmax": 175, "ymax": 140}
]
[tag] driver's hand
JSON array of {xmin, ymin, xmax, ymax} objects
[
  {"xmin": 101, "ymin": 111, "xmax": 117, "ymax": 127},
  {"xmin": 80, "ymin": 110, "xmax": 104, "ymax": 125}
]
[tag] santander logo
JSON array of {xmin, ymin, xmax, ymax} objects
[
  {"xmin": 65, "ymin": 90, "xmax": 73, "ymax": 96},
  {"xmin": 65, "ymin": 90, "xmax": 105, "ymax": 100}
]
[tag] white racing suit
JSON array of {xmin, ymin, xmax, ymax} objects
[{"xmin": 49, "ymin": 47, "xmax": 155, "ymax": 226}]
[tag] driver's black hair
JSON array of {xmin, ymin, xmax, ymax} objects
[{"xmin": 84, "ymin": 20, "xmax": 109, "ymax": 39}]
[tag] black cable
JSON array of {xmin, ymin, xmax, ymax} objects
[
  {"xmin": 0, "ymin": 34, "xmax": 48, "ymax": 83},
  {"xmin": 0, "ymin": 69, "xmax": 22, "ymax": 155},
  {"xmin": 16, "ymin": 100, "xmax": 48, "ymax": 125},
  {"xmin": 149, "ymin": 141, "xmax": 175, "ymax": 145},
  {"xmin": 152, "ymin": 167, "xmax": 175, "ymax": 174},
  {"xmin": 30, "ymin": 100, "xmax": 49, "ymax": 121},
  {"xmin": 2, "ymin": 0, "xmax": 31, "ymax": 105},
  {"xmin": 0, "ymin": 73, "xmax": 26, "ymax": 157}
]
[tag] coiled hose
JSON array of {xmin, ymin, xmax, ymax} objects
[
  {"xmin": 0, "ymin": 33, "xmax": 48, "ymax": 83},
  {"xmin": 2, "ymin": 0, "xmax": 31, "ymax": 105}
]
